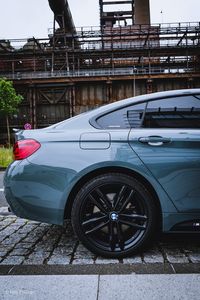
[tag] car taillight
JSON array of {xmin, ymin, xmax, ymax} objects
[{"xmin": 13, "ymin": 139, "xmax": 41, "ymax": 160}]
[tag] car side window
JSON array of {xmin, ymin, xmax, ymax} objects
[
  {"xmin": 96, "ymin": 102, "xmax": 146, "ymax": 129},
  {"xmin": 143, "ymin": 96, "xmax": 200, "ymax": 129}
]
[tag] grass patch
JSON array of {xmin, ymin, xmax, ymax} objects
[{"xmin": 0, "ymin": 147, "xmax": 13, "ymax": 168}]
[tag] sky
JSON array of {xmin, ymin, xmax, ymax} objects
[{"xmin": 0, "ymin": 0, "xmax": 199, "ymax": 39}]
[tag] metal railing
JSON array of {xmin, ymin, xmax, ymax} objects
[
  {"xmin": 1, "ymin": 21, "xmax": 200, "ymax": 51},
  {"xmin": 1, "ymin": 67, "xmax": 195, "ymax": 80}
]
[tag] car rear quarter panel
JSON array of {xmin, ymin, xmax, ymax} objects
[
  {"xmin": 21, "ymin": 130, "xmax": 177, "ymax": 224},
  {"xmin": 5, "ymin": 129, "xmax": 177, "ymax": 226}
]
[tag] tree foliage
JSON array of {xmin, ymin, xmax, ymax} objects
[
  {"xmin": 0, "ymin": 78, "xmax": 23, "ymax": 115},
  {"xmin": 0, "ymin": 78, "xmax": 23, "ymax": 146}
]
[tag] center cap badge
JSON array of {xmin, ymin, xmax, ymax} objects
[{"xmin": 110, "ymin": 212, "xmax": 119, "ymax": 221}]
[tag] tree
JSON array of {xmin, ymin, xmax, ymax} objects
[{"xmin": 0, "ymin": 78, "xmax": 23, "ymax": 146}]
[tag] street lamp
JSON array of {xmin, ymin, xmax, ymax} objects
[{"xmin": 133, "ymin": 67, "xmax": 137, "ymax": 97}]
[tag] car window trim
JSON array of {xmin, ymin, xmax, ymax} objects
[{"xmin": 89, "ymin": 94, "xmax": 200, "ymax": 130}]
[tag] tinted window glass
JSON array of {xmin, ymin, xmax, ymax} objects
[
  {"xmin": 96, "ymin": 103, "xmax": 146, "ymax": 129},
  {"xmin": 143, "ymin": 96, "xmax": 200, "ymax": 129}
]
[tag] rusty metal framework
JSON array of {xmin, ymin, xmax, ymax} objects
[
  {"xmin": 0, "ymin": 22, "xmax": 200, "ymax": 78},
  {"xmin": 99, "ymin": 0, "xmax": 135, "ymax": 27},
  {"xmin": 0, "ymin": 21, "xmax": 200, "ymax": 142}
]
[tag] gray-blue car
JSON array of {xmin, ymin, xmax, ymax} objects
[{"xmin": 4, "ymin": 89, "xmax": 200, "ymax": 257}]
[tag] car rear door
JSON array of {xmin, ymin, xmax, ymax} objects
[{"xmin": 128, "ymin": 95, "xmax": 200, "ymax": 212}]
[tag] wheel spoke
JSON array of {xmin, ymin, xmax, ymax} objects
[
  {"xmin": 82, "ymin": 214, "xmax": 108, "ymax": 228},
  {"xmin": 118, "ymin": 189, "xmax": 135, "ymax": 213},
  {"xmin": 89, "ymin": 194, "xmax": 108, "ymax": 214},
  {"xmin": 119, "ymin": 219, "xmax": 146, "ymax": 230},
  {"xmin": 96, "ymin": 188, "xmax": 112, "ymax": 210},
  {"xmin": 76, "ymin": 175, "xmax": 151, "ymax": 254},
  {"xmin": 116, "ymin": 222, "xmax": 124, "ymax": 250},
  {"xmin": 84, "ymin": 220, "xmax": 109, "ymax": 235},
  {"xmin": 120, "ymin": 213, "xmax": 147, "ymax": 221},
  {"xmin": 109, "ymin": 222, "xmax": 116, "ymax": 251},
  {"xmin": 114, "ymin": 185, "xmax": 126, "ymax": 210}
]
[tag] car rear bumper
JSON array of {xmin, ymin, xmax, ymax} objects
[{"xmin": 4, "ymin": 160, "xmax": 68, "ymax": 225}]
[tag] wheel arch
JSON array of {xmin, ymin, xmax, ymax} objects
[{"xmin": 64, "ymin": 166, "xmax": 163, "ymax": 231}]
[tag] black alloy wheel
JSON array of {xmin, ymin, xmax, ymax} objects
[{"xmin": 71, "ymin": 173, "xmax": 157, "ymax": 258}]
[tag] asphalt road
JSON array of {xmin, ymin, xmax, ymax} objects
[{"xmin": 0, "ymin": 171, "xmax": 7, "ymax": 207}]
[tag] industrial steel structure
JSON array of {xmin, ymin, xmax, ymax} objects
[{"xmin": 0, "ymin": 0, "xmax": 200, "ymax": 142}]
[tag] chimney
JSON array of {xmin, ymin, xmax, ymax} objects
[{"xmin": 135, "ymin": 0, "xmax": 150, "ymax": 25}]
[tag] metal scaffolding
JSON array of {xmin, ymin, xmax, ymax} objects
[
  {"xmin": 0, "ymin": 22, "xmax": 200, "ymax": 78},
  {"xmin": 0, "ymin": 0, "xmax": 199, "ymax": 143}
]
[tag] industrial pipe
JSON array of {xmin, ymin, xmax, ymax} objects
[{"xmin": 48, "ymin": 0, "xmax": 76, "ymax": 33}]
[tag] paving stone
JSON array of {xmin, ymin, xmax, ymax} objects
[
  {"xmin": 164, "ymin": 248, "xmax": 189, "ymax": 264},
  {"xmin": 0, "ymin": 207, "xmax": 9, "ymax": 213},
  {"xmin": 23, "ymin": 252, "xmax": 50, "ymax": 265},
  {"xmin": 188, "ymin": 253, "xmax": 200, "ymax": 263},
  {"xmin": 76, "ymin": 243, "xmax": 90, "ymax": 252},
  {"xmin": 33, "ymin": 242, "xmax": 55, "ymax": 252},
  {"xmin": 17, "ymin": 227, "xmax": 36, "ymax": 235},
  {"xmin": 4, "ymin": 217, "xmax": 16, "ymax": 221},
  {"xmin": 9, "ymin": 248, "xmax": 30, "ymax": 256},
  {"xmin": 0, "ymin": 220, "xmax": 14, "ymax": 230},
  {"xmin": 52, "ymin": 246, "xmax": 74, "ymax": 256},
  {"xmin": 38, "ymin": 223, "xmax": 51, "ymax": 228},
  {"xmin": 143, "ymin": 250, "xmax": 164, "ymax": 263},
  {"xmin": 75, "ymin": 244, "xmax": 94, "ymax": 254},
  {"xmin": 184, "ymin": 245, "xmax": 200, "ymax": 254},
  {"xmin": 15, "ymin": 243, "xmax": 34, "ymax": 249},
  {"xmin": 57, "ymin": 236, "xmax": 77, "ymax": 247},
  {"xmin": 95, "ymin": 258, "xmax": 120, "ymax": 264},
  {"xmin": 0, "ymin": 233, "xmax": 6, "ymax": 243},
  {"xmin": 0, "ymin": 224, "xmax": 13, "ymax": 231},
  {"xmin": 2, "ymin": 227, "xmax": 19, "ymax": 236},
  {"xmin": 30, "ymin": 249, "xmax": 50, "ymax": 256},
  {"xmin": 72, "ymin": 258, "xmax": 94, "ymax": 265},
  {"xmin": 73, "ymin": 244, "xmax": 95, "ymax": 261},
  {"xmin": 24, "ymin": 223, "xmax": 39, "ymax": 229},
  {"xmin": 12, "ymin": 218, "xmax": 27, "ymax": 225},
  {"xmin": 47, "ymin": 255, "xmax": 71, "ymax": 265},
  {"xmin": 0, "ymin": 251, "xmax": 8, "ymax": 257},
  {"xmin": 22, "ymin": 234, "xmax": 43, "ymax": 243},
  {"xmin": 45, "ymin": 225, "xmax": 62, "ymax": 235},
  {"xmin": 73, "ymin": 253, "xmax": 95, "ymax": 261},
  {"xmin": 1, "ymin": 235, "xmax": 23, "ymax": 246},
  {"xmin": 63, "ymin": 222, "xmax": 73, "ymax": 233},
  {"xmin": 0, "ymin": 216, "xmax": 199, "ymax": 267},
  {"xmin": 1, "ymin": 255, "xmax": 25, "ymax": 265},
  {"xmin": 14, "ymin": 233, "xmax": 29, "ymax": 239},
  {"xmin": 123, "ymin": 255, "xmax": 143, "ymax": 264},
  {"xmin": 0, "ymin": 245, "xmax": 14, "ymax": 253}
]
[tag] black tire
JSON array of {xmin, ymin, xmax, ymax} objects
[{"xmin": 71, "ymin": 173, "xmax": 157, "ymax": 258}]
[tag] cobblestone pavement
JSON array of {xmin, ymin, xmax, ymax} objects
[{"xmin": 0, "ymin": 214, "xmax": 200, "ymax": 266}]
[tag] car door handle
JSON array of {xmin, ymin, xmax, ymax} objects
[{"xmin": 138, "ymin": 136, "xmax": 171, "ymax": 146}]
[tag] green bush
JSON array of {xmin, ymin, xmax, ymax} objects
[{"xmin": 0, "ymin": 147, "xmax": 13, "ymax": 168}]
